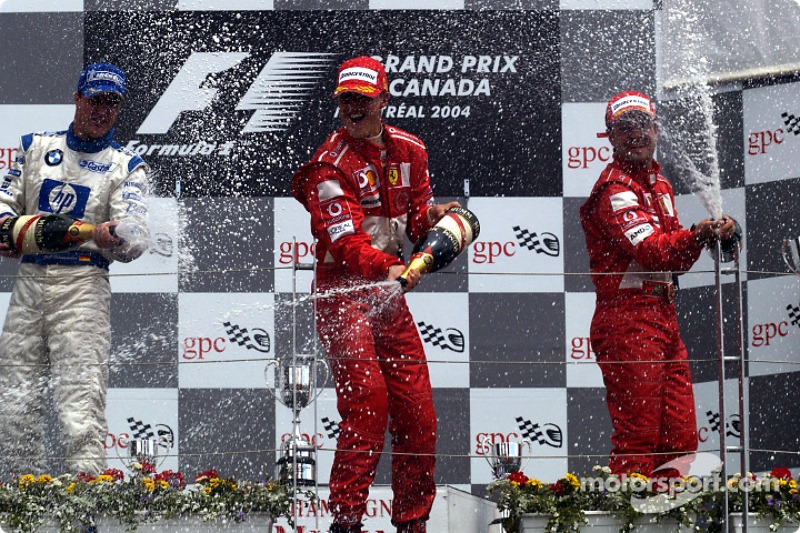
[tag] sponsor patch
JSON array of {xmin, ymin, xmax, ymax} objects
[
  {"xmin": 45, "ymin": 149, "xmax": 63, "ymax": 166},
  {"xmin": 609, "ymin": 191, "xmax": 639, "ymax": 212},
  {"xmin": 339, "ymin": 66, "xmax": 379, "ymax": 84},
  {"xmin": 317, "ymin": 179, "xmax": 344, "ymax": 201},
  {"xmin": 327, "ymin": 220, "xmax": 355, "ymax": 242},
  {"xmin": 624, "ymin": 222, "xmax": 654, "ymax": 246},
  {"xmin": 401, "ymin": 163, "xmax": 411, "ymax": 187},
  {"xmin": 388, "ymin": 167, "xmax": 400, "ymax": 186},
  {"xmin": 39, "ymin": 178, "xmax": 90, "ymax": 217},
  {"xmin": 319, "ymin": 198, "xmax": 354, "ymax": 234},
  {"xmin": 360, "ymin": 193, "xmax": 381, "ymax": 209},
  {"xmin": 659, "ymin": 194, "xmax": 674, "ymax": 217},
  {"xmin": 78, "ymin": 159, "xmax": 117, "ymax": 174},
  {"xmin": 354, "ymin": 165, "xmax": 380, "ymax": 196},
  {"xmin": 618, "ymin": 209, "xmax": 649, "ymax": 231}
]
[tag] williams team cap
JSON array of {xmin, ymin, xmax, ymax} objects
[
  {"xmin": 78, "ymin": 62, "xmax": 127, "ymax": 98},
  {"xmin": 332, "ymin": 56, "xmax": 389, "ymax": 98}
]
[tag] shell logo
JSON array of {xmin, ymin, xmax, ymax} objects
[{"xmin": 358, "ymin": 168, "xmax": 379, "ymax": 189}]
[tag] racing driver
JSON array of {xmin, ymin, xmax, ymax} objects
[
  {"xmin": 0, "ymin": 62, "xmax": 149, "ymax": 477},
  {"xmin": 580, "ymin": 90, "xmax": 740, "ymax": 476},
  {"xmin": 292, "ymin": 55, "xmax": 458, "ymax": 533}
]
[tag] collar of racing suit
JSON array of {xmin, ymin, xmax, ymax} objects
[
  {"xmin": 339, "ymin": 122, "xmax": 392, "ymax": 158},
  {"xmin": 611, "ymin": 155, "xmax": 661, "ymax": 188},
  {"xmin": 66, "ymin": 122, "xmax": 115, "ymax": 153}
]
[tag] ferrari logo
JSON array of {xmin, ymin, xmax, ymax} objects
[{"xmin": 389, "ymin": 168, "xmax": 400, "ymax": 186}]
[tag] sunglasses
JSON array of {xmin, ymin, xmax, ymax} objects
[{"xmin": 85, "ymin": 94, "xmax": 123, "ymax": 107}]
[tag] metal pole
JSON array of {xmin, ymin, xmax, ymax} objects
[
  {"xmin": 733, "ymin": 249, "xmax": 750, "ymax": 531},
  {"xmin": 714, "ymin": 240, "xmax": 730, "ymax": 533}
]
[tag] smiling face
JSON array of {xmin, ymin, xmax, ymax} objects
[
  {"xmin": 337, "ymin": 91, "xmax": 388, "ymax": 140},
  {"xmin": 608, "ymin": 111, "xmax": 658, "ymax": 170},
  {"xmin": 72, "ymin": 91, "xmax": 122, "ymax": 140}
]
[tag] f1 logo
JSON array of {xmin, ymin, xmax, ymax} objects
[{"xmin": 137, "ymin": 51, "xmax": 336, "ymax": 135}]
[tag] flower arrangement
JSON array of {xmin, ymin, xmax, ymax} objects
[
  {"xmin": 487, "ymin": 466, "xmax": 800, "ymax": 533},
  {"xmin": 0, "ymin": 464, "xmax": 310, "ymax": 533}
]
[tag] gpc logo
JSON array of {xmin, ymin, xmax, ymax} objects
[{"xmin": 136, "ymin": 51, "xmax": 337, "ymax": 136}]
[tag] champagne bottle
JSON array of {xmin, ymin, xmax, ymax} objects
[
  {"xmin": 398, "ymin": 206, "xmax": 481, "ymax": 288},
  {"xmin": 0, "ymin": 214, "xmax": 96, "ymax": 254}
]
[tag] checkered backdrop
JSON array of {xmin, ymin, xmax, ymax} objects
[{"xmin": 1, "ymin": 0, "xmax": 799, "ymax": 503}]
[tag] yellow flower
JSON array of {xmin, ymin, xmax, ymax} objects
[
  {"xmin": 159, "ymin": 480, "xmax": 169, "ymax": 490},
  {"xmin": 203, "ymin": 487, "xmax": 212, "ymax": 495},
  {"xmin": 565, "ymin": 473, "xmax": 580, "ymax": 489},
  {"xmin": 142, "ymin": 477, "xmax": 155, "ymax": 492},
  {"xmin": 18, "ymin": 474, "xmax": 36, "ymax": 490},
  {"xmin": 209, "ymin": 477, "xmax": 222, "ymax": 488},
  {"xmin": 94, "ymin": 474, "xmax": 114, "ymax": 484},
  {"xmin": 66, "ymin": 482, "xmax": 76, "ymax": 493},
  {"xmin": 525, "ymin": 479, "xmax": 543, "ymax": 489},
  {"xmin": 37, "ymin": 474, "xmax": 53, "ymax": 484}
]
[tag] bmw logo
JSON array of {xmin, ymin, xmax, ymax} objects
[{"xmin": 45, "ymin": 149, "xmax": 63, "ymax": 166}]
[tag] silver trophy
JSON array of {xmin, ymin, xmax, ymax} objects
[
  {"xmin": 783, "ymin": 237, "xmax": 800, "ymax": 274},
  {"xmin": 275, "ymin": 436, "xmax": 317, "ymax": 486},
  {"xmin": 481, "ymin": 436, "xmax": 532, "ymax": 479},
  {"xmin": 266, "ymin": 354, "xmax": 328, "ymax": 487},
  {"xmin": 116, "ymin": 436, "xmax": 169, "ymax": 471},
  {"xmin": 265, "ymin": 354, "xmax": 329, "ymax": 412}
]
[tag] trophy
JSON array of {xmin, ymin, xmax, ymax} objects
[
  {"xmin": 782, "ymin": 236, "xmax": 800, "ymax": 274},
  {"xmin": 266, "ymin": 354, "xmax": 328, "ymax": 486},
  {"xmin": 398, "ymin": 206, "xmax": 481, "ymax": 288},
  {"xmin": 265, "ymin": 354, "xmax": 329, "ymax": 412},
  {"xmin": 116, "ymin": 435, "xmax": 169, "ymax": 471},
  {"xmin": 481, "ymin": 436, "xmax": 531, "ymax": 479},
  {"xmin": 275, "ymin": 436, "xmax": 317, "ymax": 487},
  {"xmin": 0, "ymin": 214, "xmax": 96, "ymax": 254}
]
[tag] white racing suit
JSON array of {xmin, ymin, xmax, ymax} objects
[{"xmin": 0, "ymin": 125, "xmax": 149, "ymax": 476}]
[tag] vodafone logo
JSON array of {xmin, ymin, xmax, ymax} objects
[{"xmin": 327, "ymin": 201, "xmax": 343, "ymax": 217}]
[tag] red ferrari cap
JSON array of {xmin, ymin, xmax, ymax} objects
[
  {"xmin": 597, "ymin": 90, "xmax": 656, "ymax": 138},
  {"xmin": 332, "ymin": 56, "xmax": 388, "ymax": 98}
]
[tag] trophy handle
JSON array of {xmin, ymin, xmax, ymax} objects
[
  {"xmin": 480, "ymin": 435, "xmax": 493, "ymax": 467},
  {"xmin": 782, "ymin": 238, "xmax": 800, "ymax": 274},
  {"xmin": 114, "ymin": 433, "xmax": 129, "ymax": 467},
  {"xmin": 264, "ymin": 359, "xmax": 280, "ymax": 402},
  {"xmin": 520, "ymin": 440, "xmax": 533, "ymax": 472},
  {"xmin": 156, "ymin": 435, "xmax": 171, "ymax": 469},
  {"xmin": 311, "ymin": 356, "xmax": 330, "ymax": 401}
]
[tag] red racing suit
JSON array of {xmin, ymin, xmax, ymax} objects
[
  {"xmin": 579, "ymin": 158, "xmax": 704, "ymax": 476},
  {"xmin": 292, "ymin": 124, "xmax": 437, "ymax": 527}
]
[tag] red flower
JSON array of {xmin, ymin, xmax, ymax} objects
[
  {"xmin": 507, "ymin": 471, "xmax": 529, "ymax": 485},
  {"xmin": 155, "ymin": 470, "xmax": 187, "ymax": 490},
  {"xmin": 195, "ymin": 469, "xmax": 219, "ymax": 483},
  {"xmin": 550, "ymin": 480, "xmax": 566, "ymax": 496},
  {"xmin": 139, "ymin": 462, "xmax": 157, "ymax": 474},
  {"xmin": 771, "ymin": 468, "xmax": 793, "ymax": 480},
  {"xmin": 102, "ymin": 469, "xmax": 126, "ymax": 482},
  {"xmin": 76, "ymin": 472, "xmax": 95, "ymax": 482}
]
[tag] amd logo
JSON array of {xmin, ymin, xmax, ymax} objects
[{"xmin": 137, "ymin": 51, "xmax": 336, "ymax": 135}]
